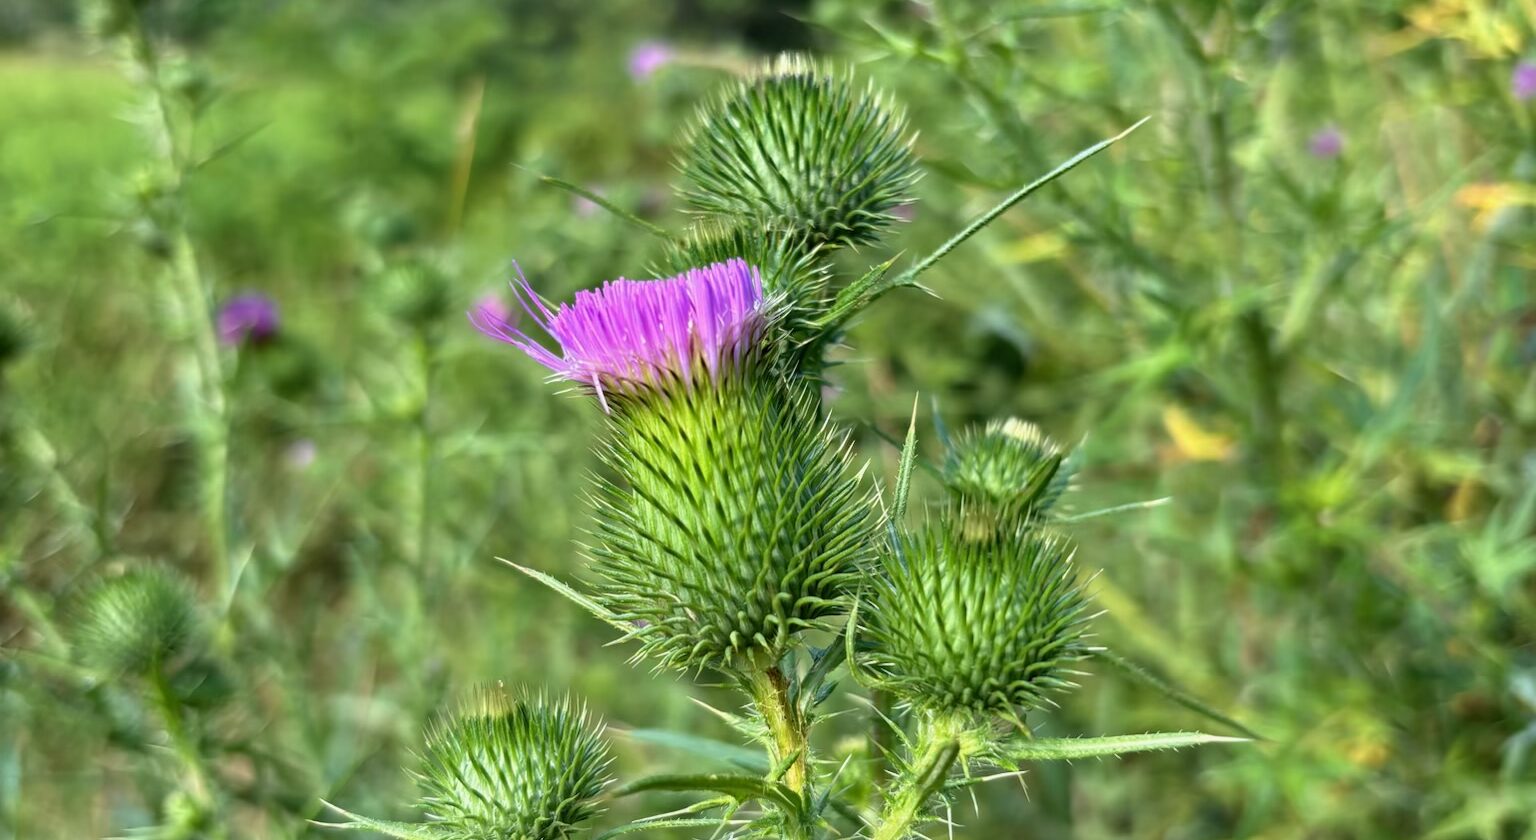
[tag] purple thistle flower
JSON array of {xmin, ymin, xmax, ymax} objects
[
  {"xmin": 1514, "ymin": 61, "xmax": 1536, "ymax": 102},
  {"xmin": 217, "ymin": 293, "xmax": 279, "ymax": 345},
  {"xmin": 1308, "ymin": 125, "xmax": 1344, "ymax": 160},
  {"xmin": 470, "ymin": 258, "xmax": 765, "ymax": 411},
  {"xmin": 628, "ymin": 41, "xmax": 674, "ymax": 81}
]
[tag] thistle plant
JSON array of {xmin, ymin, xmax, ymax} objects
[{"xmin": 254, "ymin": 50, "xmax": 1245, "ymax": 839}]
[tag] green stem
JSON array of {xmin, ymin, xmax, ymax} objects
[
  {"xmin": 871, "ymin": 712, "xmax": 968, "ymax": 840},
  {"xmin": 149, "ymin": 665, "xmax": 221, "ymax": 833},
  {"xmin": 126, "ymin": 9, "xmax": 233, "ymax": 604},
  {"xmin": 745, "ymin": 658, "xmax": 813, "ymax": 839}
]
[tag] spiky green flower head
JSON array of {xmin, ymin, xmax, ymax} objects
[
  {"xmin": 943, "ymin": 418, "xmax": 1077, "ymax": 538},
  {"xmin": 472, "ymin": 259, "xmax": 877, "ymax": 673},
  {"xmin": 677, "ymin": 54, "xmax": 919, "ymax": 249},
  {"xmin": 73, "ymin": 566, "xmax": 201, "ymax": 675},
  {"xmin": 415, "ymin": 688, "xmax": 613, "ymax": 840},
  {"xmin": 860, "ymin": 525, "xmax": 1093, "ymax": 719}
]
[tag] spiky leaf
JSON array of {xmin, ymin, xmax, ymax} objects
[
  {"xmin": 677, "ymin": 54, "xmax": 918, "ymax": 249},
  {"xmin": 861, "ymin": 525, "xmax": 1092, "ymax": 716}
]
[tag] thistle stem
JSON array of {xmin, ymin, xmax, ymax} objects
[
  {"xmin": 744, "ymin": 659, "xmax": 814, "ymax": 839},
  {"xmin": 870, "ymin": 712, "xmax": 969, "ymax": 840},
  {"xmin": 149, "ymin": 664, "xmax": 222, "ymax": 834}
]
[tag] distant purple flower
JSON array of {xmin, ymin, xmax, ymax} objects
[
  {"xmin": 628, "ymin": 41, "xmax": 674, "ymax": 81},
  {"xmin": 217, "ymin": 293, "xmax": 279, "ymax": 345},
  {"xmin": 1308, "ymin": 125, "xmax": 1344, "ymax": 160},
  {"xmin": 892, "ymin": 202, "xmax": 916, "ymax": 223},
  {"xmin": 573, "ymin": 187, "xmax": 605, "ymax": 218},
  {"xmin": 474, "ymin": 291, "xmax": 513, "ymax": 327},
  {"xmin": 284, "ymin": 438, "xmax": 317, "ymax": 470},
  {"xmin": 470, "ymin": 258, "xmax": 765, "ymax": 411},
  {"xmin": 1514, "ymin": 61, "xmax": 1536, "ymax": 102}
]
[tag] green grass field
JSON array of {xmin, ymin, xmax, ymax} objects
[{"xmin": 3, "ymin": 1, "xmax": 1536, "ymax": 838}]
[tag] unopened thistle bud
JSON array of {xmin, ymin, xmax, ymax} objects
[
  {"xmin": 418, "ymin": 689, "xmax": 612, "ymax": 839},
  {"xmin": 329, "ymin": 688, "xmax": 613, "ymax": 839},
  {"xmin": 943, "ymin": 418, "xmax": 1075, "ymax": 536},
  {"xmin": 861, "ymin": 526, "xmax": 1092, "ymax": 717},
  {"xmin": 677, "ymin": 55, "xmax": 918, "ymax": 249},
  {"xmin": 74, "ymin": 567, "xmax": 201, "ymax": 675},
  {"xmin": 473, "ymin": 259, "xmax": 876, "ymax": 672}
]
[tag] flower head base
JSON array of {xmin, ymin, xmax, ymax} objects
[
  {"xmin": 861, "ymin": 525, "xmax": 1093, "ymax": 718},
  {"xmin": 471, "ymin": 258, "xmax": 766, "ymax": 410}
]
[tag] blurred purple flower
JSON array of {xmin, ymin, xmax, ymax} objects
[
  {"xmin": 474, "ymin": 291, "xmax": 513, "ymax": 327},
  {"xmin": 469, "ymin": 258, "xmax": 764, "ymax": 411},
  {"xmin": 284, "ymin": 438, "xmax": 317, "ymax": 470},
  {"xmin": 1308, "ymin": 125, "xmax": 1344, "ymax": 160},
  {"xmin": 628, "ymin": 41, "xmax": 674, "ymax": 81},
  {"xmin": 892, "ymin": 202, "xmax": 917, "ymax": 223},
  {"xmin": 217, "ymin": 293, "xmax": 279, "ymax": 345},
  {"xmin": 573, "ymin": 187, "xmax": 606, "ymax": 218},
  {"xmin": 1514, "ymin": 61, "xmax": 1536, "ymax": 102}
]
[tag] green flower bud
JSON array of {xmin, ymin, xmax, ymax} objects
[
  {"xmin": 417, "ymin": 688, "xmax": 613, "ymax": 840},
  {"xmin": 677, "ymin": 54, "xmax": 919, "ymax": 249},
  {"xmin": 943, "ymin": 418, "xmax": 1075, "ymax": 536},
  {"xmin": 74, "ymin": 567, "xmax": 201, "ymax": 675},
  {"xmin": 861, "ymin": 525, "xmax": 1092, "ymax": 717},
  {"xmin": 592, "ymin": 372, "xmax": 877, "ymax": 673}
]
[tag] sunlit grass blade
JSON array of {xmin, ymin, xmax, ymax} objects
[
  {"xmin": 892, "ymin": 394, "xmax": 920, "ymax": 524},
  {"xmin": 517, "ymin": 167, "xmax": 671, "ymax": 239}
]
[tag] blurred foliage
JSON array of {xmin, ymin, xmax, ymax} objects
[{"xmin": 1, "ymin": 0, "xmax": 1535, "ymax": 838}]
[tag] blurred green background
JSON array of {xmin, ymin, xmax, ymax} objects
[{"xmin": 3, "ymin": 0, "xmax": 1536, "ymax": 837}]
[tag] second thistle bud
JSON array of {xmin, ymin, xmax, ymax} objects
[
  {"xmin": 943, "ymin": 418, "xmax": 1076, "ymax": 536},
  {"xmin": 677, "ymin": 55, "xmax": 919, "ymax": 249},
  {"xmin": 861, "ymin": 525, "xmax": 1092, "ymax": 718}
]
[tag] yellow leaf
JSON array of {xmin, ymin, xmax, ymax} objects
[
  {"xmin": 1161, "ymin": 405, "xmax": 1235, "ymax": 462},
  {"xmin": 995, "ymin": 231, "xmax": 1068, "ymax": 265}
]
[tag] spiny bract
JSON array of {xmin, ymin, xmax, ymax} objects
[
  {"xmin": 862, "ymin": 525, "xmax": 1093, "ymax": 716},
  {"xmin": 943, "ymin": 418, "xmax": 1076, "ymax": 535},
  {"xmin": 677, "ymin": 54, "xmax": 918, "ymax": 249},
  {"xmin": 417, "ymin": 688, "xmax": 613, "ymax": 840},
  {"xmin": 656, "ymin": 223, "xmax": 830, "ymax": 355},
  {"xmin": 590, "ymin": 372, "xmax": 875, "ymax": 673},
  {"xmin": 74, "ymin": 566, "xmax": 201, "ymax": 675}
]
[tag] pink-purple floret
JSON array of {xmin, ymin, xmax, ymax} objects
[
  {"xmin": 217, "ymin": 293, "xmax": 279, "ymax": 345},
  {"xmin": 471, "ymin": 258, "xmax": 765, "ymax": 410}
]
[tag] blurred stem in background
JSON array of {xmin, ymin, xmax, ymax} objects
[{"xmin": 122, "ymin": 5, "xmax": 234, "ymax": 612}]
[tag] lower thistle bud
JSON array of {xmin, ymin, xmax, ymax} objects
[
  {"xmin": 419, "ymin": 688, "xmax": 613, "ymax": 839},
  {"xmin": 861, "ymin": 525, "xmax": 1092, "ymax": 717},
  {"xmin": 73, "ymin": 566, "xmax": 201, "ymax": 676}
]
